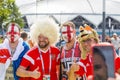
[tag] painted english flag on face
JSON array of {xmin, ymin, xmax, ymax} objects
[
  {"xmin": 61, "ymin": 26, "xmax": 74, "ymax": 42},
  {"xmin": 6, "ymin": 23, "xmax": 20, "ymax": 43}
]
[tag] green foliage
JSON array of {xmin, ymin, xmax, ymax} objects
[
  {"xmin": 0, "ymin": 38, "xmax": 3, "ymax": 43},
  {"xmin": 0, "ymin": 0, "xmax": 24, "ymax": 29}
]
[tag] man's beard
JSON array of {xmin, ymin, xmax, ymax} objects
[{"xmin": 39, "ymin": 42, "xmax": 49, "ymax": 48}]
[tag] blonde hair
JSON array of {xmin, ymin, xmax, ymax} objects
[
  {"xmin": 30, "ymin": 18, "xmax": 59, "ymax": 45},
  {"xmin": 61, "ymin": 21, "xmax": 75, "ymax": 29}
]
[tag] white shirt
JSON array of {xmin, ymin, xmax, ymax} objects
[{"xmin": 111, "ymin": 37, "xmax": 120, "ymax": 50}]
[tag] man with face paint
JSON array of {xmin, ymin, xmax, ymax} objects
[
  {"xmin": 16, "ymin": 18, "xmax": 60, "ymax": 80},
  {"xmin": 68, "ymin": 25, "xmax": 99, "ymax": 80},
  {"xmin": 0, "ymin": 22, "xmax": 30, "ymax": 80},
  {"xmin": 60, "ymin": 21, "xmax": 81, "ymax": 80}
]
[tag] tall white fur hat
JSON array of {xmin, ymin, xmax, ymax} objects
[{"xmin": 30, "ymin": 18, "xmax": 59, "ymax": 45}]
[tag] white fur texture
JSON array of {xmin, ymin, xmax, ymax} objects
[{"xmin": 30, "ymin": 18, "xmax": 59, "ymax": 45}]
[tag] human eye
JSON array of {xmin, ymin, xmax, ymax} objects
[{"xmin": 94, "ymin": 64, "xmax": 102, "ymax": 71}]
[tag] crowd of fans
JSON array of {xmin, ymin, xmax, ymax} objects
[{"xmin": 0, "ymin": 17, "xmax": 120, "ymax": 80}]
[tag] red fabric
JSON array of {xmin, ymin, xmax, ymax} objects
[
  {"xmin": 19, "ymin": 46, "xmax": 60, "ymax": 80},
  {"xmin": 61, "ymin": 42, "xmax": 81, "ymax": 80},
  {"xmin": 61, "ymin": 42, "xmax": 81, "ymax": 61},
  {"xmin": 61, "ymin": 43, "xmax": 81, "ymax": 58},
  {"xmin": 76, "ymin": 52, "xmax": 118, "ymax": 79},
  {"xmin": 0, "ymin": 49, "xmax": 10, "ymax": 63},
  {"xmin": 75, "ymin": 55, "xmax": 93, "ymax": 77},
  {"xmin": 115, "ymin": 57, "xmax": 120, "ymax": 73},
  {"xmin": 75, "ymin": 65, "xmax": 85, "ymax": 77}
]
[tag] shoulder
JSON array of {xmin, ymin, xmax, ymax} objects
[
  {"xmin": 50, "ymin": 46, "xmax": 60, "ymax": 55},
  {"xmin": 22, "ymin": 41, "xmax": 30, "ymax": 48},
  {"xmin": 26, "ymin": 46, "xmax": 39, "ymax": 57}
]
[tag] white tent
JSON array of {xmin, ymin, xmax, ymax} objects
[{"xmin": 15, "ymin": 0, "xmax": 120, "ymax": 26}]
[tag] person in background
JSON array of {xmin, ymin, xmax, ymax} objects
[
  {"xmin": 111, "ymin": 33, "xmax": 120, "ymax": 55},
  {"xmin": 16, "ymin": 18, "xmax": 60, "ymax": 80},
  {"xmin": 0, "ymin": 22, "xmax": 30, "ymax": 80},
  {"xmin": 20, "ymin": 31, "xmax": 31, "ymax": 48},
  {"xmin": 105, "ymin": 35, "xmax": 111, "ymax": 43},
  {"xmin": 60, "ymin": 21, "xmax": 81, "ymax": 80},
  {"xmin": 0, "ymin": 35, "xmax": 5, "ymax": 43},
  {"xmin": 20, "ymin": 31, "xmax": 28, "ymax": 42}
]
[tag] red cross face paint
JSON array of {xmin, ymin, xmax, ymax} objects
[
  {"xmin": 6, "ymin": 23, "xmax": 20, "ymax": 43},
  {"xmin": 61, "ymin": 26, "xmax": 74, "ymax": 42}
]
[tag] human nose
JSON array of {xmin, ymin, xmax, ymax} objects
[
  {"xmin": 84, "ymin": 42, "xmax": 88, "ymax": 46},
  {"xmin": 38, "ymin": 36, "xmax": 44, "ymax": 41}
]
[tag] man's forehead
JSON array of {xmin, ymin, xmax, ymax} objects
[
  {"xmin": 8, "ymin": 25, "xmax": 19, "ymax": 32},
  {"xmin": 61, "ymin": 26, "xmax": 73, "ymax": 32}
]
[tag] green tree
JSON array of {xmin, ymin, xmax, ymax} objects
[{"xmin": 0, "ymin": 0, "xmax": 24, "ymax": 35}]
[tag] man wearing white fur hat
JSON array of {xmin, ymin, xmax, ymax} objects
[
  {"xmin": 16, "ymin": 18, "xmax": 60, "ymax": 80},
  {"xmin": 0, "ymin": 22, "xmax": 30, "ymax": 80}
]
